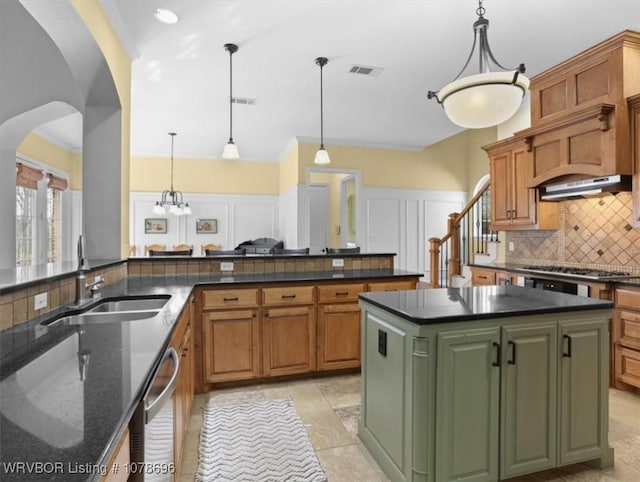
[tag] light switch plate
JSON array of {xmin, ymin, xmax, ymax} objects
[
  {"xmin": 508, "ymin": 242, "xmax": 515, "ymax": 252},
  {"xmin": 220, "ymin": 262, "xmax": 234, "ymax": 271},
  {"xmin": 332, "ymin": 258, "xmax": 344, "ymax": 267},
  {"xmin": 34, "ymin": 292, "xmax": 48, "ymax": 310}
]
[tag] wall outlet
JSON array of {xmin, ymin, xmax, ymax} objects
[
  {"xmin": 508, "ymin": 241, "xmax": 515, "ymax": 252},
  {"xmin": 220, "ymin": 262, "xmax": 234, "ymax": 271},
  {"xmin": 332, "ymin": 258, "xmax": 344, "ymax": 267},
  {"xmin": 34, "ymin": 292, "xmax": 48, "ymax": 310}
]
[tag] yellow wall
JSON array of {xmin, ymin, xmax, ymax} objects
[
  {"xmin": 16, "ymin": 132, "xmax": 83, "ymax": 189},
  {"xmin": 279, "ymin": 142, "xmax": 299, "ymax": 193},
  {"xmin": 131, "ymin": 156, "xmax": 280, "ymax": 195},
  {"xmin": 297, "ymin": 127, "xmax": 495, "ymax": 192},
  {"xmin": 71, "ymin": 0, "xmax": 131, "ymax": 258},
  {"xmin": 465, "ymin": 127, "xmax": 496, "ymax": 194}
]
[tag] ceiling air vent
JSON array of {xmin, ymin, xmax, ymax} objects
[
  {"xmin": 348, "ymin": 64, "xmax": 383, "ymax": 77},
  {"xmin": 231, "ymin": 97, "xmax": 257, "ymax": 105}
]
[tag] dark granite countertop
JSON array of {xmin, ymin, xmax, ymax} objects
[
  {"xmin": 359, "ymin": 285, "xmax": 613, "ymax": 325},
  {"xmin": 0, "ymin": 268, "xmax": 420, "ymax": 481}
]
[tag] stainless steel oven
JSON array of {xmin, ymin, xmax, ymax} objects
[{"xmin": 130, "ymin": 348, "xmax": 179, "ymax": 481}]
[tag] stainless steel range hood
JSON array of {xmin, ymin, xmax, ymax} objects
[{"xmin": 540, "ymin": 174, "xmax": 632, "ymax": 201}]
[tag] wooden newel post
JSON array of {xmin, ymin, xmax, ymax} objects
[
  {"xmin": 429, "ymin": 237, "xmax": 441, "ymax": 288},
  {"xmin": 449, "ymin": 213, "xmax": 461, "ymax": 279}
]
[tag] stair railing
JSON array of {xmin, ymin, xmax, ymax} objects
[{"xmin": 428, "ymin": 178, "xmax": 498, "ymax": 288}]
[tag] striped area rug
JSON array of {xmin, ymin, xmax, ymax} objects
[{"xmin": 196, "ymin": 398, "xmax": 327, "ymax": 482}]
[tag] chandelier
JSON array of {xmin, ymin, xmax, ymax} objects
[
  {"xmin": 152, "ymin": 132, "xmax": 191, "ymax": 215},
  {"xmin": 427, "ymin": 0, "xmax": 529, "ymax": 129}
]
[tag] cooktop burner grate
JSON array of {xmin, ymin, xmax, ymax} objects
[{"xmin": 523, "ymin": 265, "xmax": 630, "ymax": 278}]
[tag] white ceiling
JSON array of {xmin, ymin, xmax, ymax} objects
[{"xmin": 45, "ymin": 1, "xmax": 640, "ymax": 161}]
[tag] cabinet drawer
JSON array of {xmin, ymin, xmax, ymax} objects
[
  {"xmin": 615, "ymin": 345, "xmax": 640, "ymax": 389},
  {"xmin": 615, "ymin": 288, "xmax": 640, "ymax": 311},
  {"xmin": 367, "ymin": 280, "xmax": 416, "ymax": 292},
  {"xmin": 472, "ymin": 269, "xmax": 496, "ymax": 286},
  {"xmin": 317, "ymin": 283, "xmax": 365, "ymax": 303},
  {"xmin": 202, "ymin": 288, "xmax": 258, "ymax": 309},
  {"xmin": 263, "ymin": 285, "xmax": 314, "ymax": 306},
  {"xmin": 615, "ymin": 310, "xmax": 640, "ymax": 350}
]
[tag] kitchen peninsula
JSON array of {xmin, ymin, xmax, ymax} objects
[{"xmin": 358, "ymin": 285, "xmax": 614, "ymax": 482}]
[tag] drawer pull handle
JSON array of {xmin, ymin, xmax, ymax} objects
[
  {"xmin": 563, "ymin": 334, "xmax": 572, "ymax": 358},
  {"xmin": 335, "ymin": 291, "xmax": 349, "ymax": 296},
  {"xmin": 223, "ymin": 296, "xmax": 239, "ymax": 301},
  {"xmin": 281, "ymin": 294, "xmax": 297, "ymax": 299},
  {"xmin": 492, "ymin": 342, "xmax": 501, "ymax": 367},
  {"xmin": 479, "ymin": 275, "xmax": 488, "ymax": 279},
  {"xmin": 508, "ymin": 340, "xmax": 517, "ymax": 365}
]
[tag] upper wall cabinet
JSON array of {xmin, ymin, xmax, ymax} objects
[
  {"xmin": 519, "ymin": 31, "xmax": 640, "ymax": 187},
  {"xmin": 630, "ymin": 94, "xmax": 640, "ymax": 227}
]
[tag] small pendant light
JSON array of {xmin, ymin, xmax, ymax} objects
[
  {"xmin": 314, "ymin": 57, "xmax": 330, "ymax": 165},
  {"xmin": 222, "ymin": 43, "xmax": 240, "ymax": 159}
]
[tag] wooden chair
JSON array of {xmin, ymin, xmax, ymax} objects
[
  {"xmin": 128, "ymin": 245, "xmax": 137, "ymax": 257},
  {"xmin": 173, "ymin": 244, "xmax": 193, "ymax": 252},
  {"xmin": 201, "ymin": 243, "xmax": 222, "ymax": 255},
  {"xmin": 144, "ymin": 244, "xmax": 166, "ymax": 256}
]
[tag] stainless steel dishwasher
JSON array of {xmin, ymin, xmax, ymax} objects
[{"xmin": 130, "ymin": 347, "xmax": 179, "ymax": 482}]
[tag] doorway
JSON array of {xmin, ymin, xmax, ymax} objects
[{"xmin": 309, "ymin": 184, "xmax": 329, "ymax": 254}]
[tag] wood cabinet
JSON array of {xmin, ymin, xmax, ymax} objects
[
  {"xmin": 613, "ymin": 286, "xmax": 640, "ymax": 389},
  {"xmin": 631, "ymin": 94, "xmax": 640, "ymax": 226},
  {"xmin": 317, "ymin": 283, "xmax": 365, "ymax": 371},
  {"xmin": 485, "ymin": 138, "xmax": 558, "ymax": 231},
  {"xmin": 359, "ymin": 300, "xmax": 613, "ymax": 482},
  {"xmin": 367, "ymin": 279, "xmax": 417, "ymax": 292},
  {"xmin": 171, "ymin": 303, "xmax": 194, "ymax": 479},
  {"xmin": 263, "ymin": 305, "xmax": 316, "ymax": 376},
  {"xmin": 101, "ymin": 428, "xmax": 130, "ymax": 482},
  {"xmin": 471, "ymin": 267, "xmax": 497, "ymax": 286}
]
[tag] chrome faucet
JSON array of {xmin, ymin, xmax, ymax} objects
[{"xmin": 74, "ymin": 235, "xmax": 104, "ymax": 306}]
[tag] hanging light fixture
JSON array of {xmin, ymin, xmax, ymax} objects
[
  {"xmin": 427, "ymin": 0, "xmax": 529, "ymax": 129},
  {"xmin": 222, "ymin": 43, "xmax": 240, "ymax": 159},
  {"xmin": 152, "ymin": 132, "xmax": 192, "ymax": 215},
  {"xmin": 314, "ymin": 57, "xmax": 330, "ymax": 165}
]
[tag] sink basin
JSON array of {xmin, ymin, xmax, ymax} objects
[
  {"xmin": 44, "ymin": 310, "xmax": 160, "ymax": 326},
  {"xmin": 87, "ymin": 296, "xmax": 170, "ymax": 313}
]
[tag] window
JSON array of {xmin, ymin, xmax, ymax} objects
[
  {"xmin": 15, "ymin": 161, "xmax": 68, "ymax": 266},
  {"xmin": 16, "ymin": 186, "xmax": 37, "ymax": 267},
  {"xmin": 47, "ymin": 187, "xmax": 61, "ymax": 263}
]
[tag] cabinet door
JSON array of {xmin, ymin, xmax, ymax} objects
[
  {"xmin": 510, "ymin": 147, "xmax": 536, "ymax": 227},
  {"xmin": 203, "ymin": 309, "xmax": 260, "ymax": 382},
  {"xmin": 435, "ymin": 328, "xmax": 500, "ymax": 482},
  {"xmin": 317, "ymin": 303, "xmax": 361, "ymax": 370},
  {"xmin": 558, "ymin": 319, "xmax": 609, "ymax": 465},
  {"xmin": 263, "ymin": 306, "xmax": 315, "ymax": 376},
  {"xmin": 500, "ymin": 324, "xmax": 557, "ymax": 478},
  {"xmin": 490, "ymin": 150, "xmax": 512, "ymax": 227}
]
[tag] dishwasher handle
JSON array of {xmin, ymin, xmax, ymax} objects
[{"xmin": 144, "ymin": 347, "xmax": 179, "ymax": 424}]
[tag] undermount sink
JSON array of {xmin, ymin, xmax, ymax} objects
[
  {"xmin": 41, "ymin": 295, "xmax": 171, "ymax": 326},
  {"xmin": 86, "ymin": 296, "xmax": 170, "ymax": 313},
  {"xmin": 44, "ymin": 310, "xmax": 161, "ymax": 327}
]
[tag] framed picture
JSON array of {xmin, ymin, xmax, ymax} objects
[
  {"xmin": 145, "ymin": 218, "xmax": 167, "ymax": 234},
  {"xmin": 196, "ymin": 218, "xmax": 217, "ymax": 234}
]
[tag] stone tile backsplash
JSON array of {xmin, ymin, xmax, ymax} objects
[{"xmin": 506, "ymin": 193, "xmax": 640, "ymax": 274}]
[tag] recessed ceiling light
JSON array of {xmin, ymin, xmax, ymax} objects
[{"xmin": 154, "ymin": 8, "xmax": 179, "ymax": 24}]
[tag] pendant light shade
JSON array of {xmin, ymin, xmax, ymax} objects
[
  {"xmin": 223, "ymin": 43, "xmax": 240, "ymax": 159},
  {"xmin": 152, "ymin": 132, "xmax": 191, "ymax": 215},
  {"xmin": 314, "ymin": 57, "xmax": 330, "ymax": 165},
  {"xmin": 427, "ymin": 0, "xmax": 529, "ymax": 129}
]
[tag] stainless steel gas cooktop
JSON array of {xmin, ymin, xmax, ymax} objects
[{"xmin": 522, "ymin": 265, "xmax": 631, "ymax": 279}]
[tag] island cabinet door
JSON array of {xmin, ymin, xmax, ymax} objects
[
  {"xmin": 435, "ymin": 328, "xmax": 500, "ymax": 482},
  {"xmin": 558, "ymin": 319, "xmax": 609, "ymax": 466},
  {"xmin": 500, "ymin": 323, "xmax": 558, "ymax": 479}
]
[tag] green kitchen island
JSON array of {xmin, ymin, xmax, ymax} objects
[{"xmin": 358, "ymin": 285, "xmax": 615, "ymax": 482}]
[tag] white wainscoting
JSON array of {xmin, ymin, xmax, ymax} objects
[
  {"xmin": 278, "ymin": 184, "xmax": 300, "ymax": 250},
  {"xmin": 362, "ymin": 187, "xmax": 467, "ymax": 276},
  {"xmin": 129, "ymin": 192, "xmax": 279, "ymax": 256}
]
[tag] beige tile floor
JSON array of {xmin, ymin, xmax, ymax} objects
[{"xmin": 179, "ymin": 374, "xmax": 640, "ymax": 481}]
